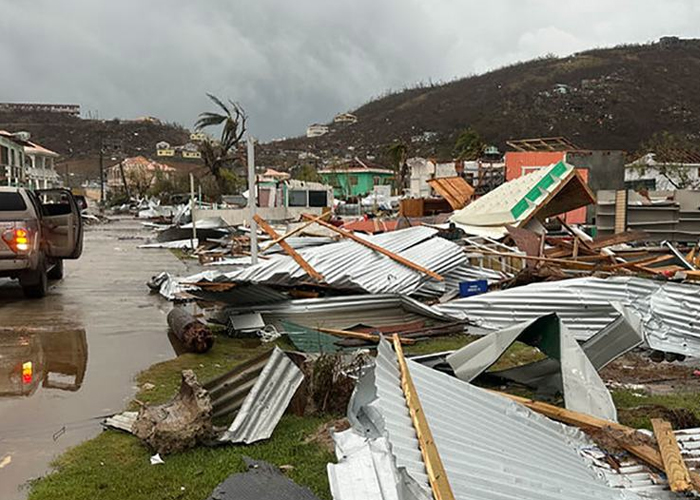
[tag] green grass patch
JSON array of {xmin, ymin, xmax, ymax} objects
[
  {"xmin": 28, "ymin": 334, "xmax": 335, "ymax": 500},
  {"xmin": 612, "ymin": 389, "xmax": 700, "ymax": 430},
  {"xmin": 28, "ymin": 416, "xmax": 333, "ymax": 500},
  {"xmin": 403, "ymin": 334, "xmax": 475, "ymax": 356}
]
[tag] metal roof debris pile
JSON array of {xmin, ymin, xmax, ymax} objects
[{"xmin": 343, "ymin": 338, "xmax": 641, "ymax": 500}]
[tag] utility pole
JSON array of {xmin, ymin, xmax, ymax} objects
[
  {"xmin": 99, "ymin": 144, "xmax": 105, "ymax": 203},
  {"xmin": 247, "ymin": 136, "xmax": 258, "ymax": 265},
  {"xmin": 190, "ymin": 173, "xmax": 197, "ymax": 248}
]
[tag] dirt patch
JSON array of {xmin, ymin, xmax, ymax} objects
[
  {"xmin": 601, "ymin": 351, "xmax": 699, "ymax": 385},
  {"xmin": 304, "ymin": 419, "xmax": 351, "ymax": 454}
]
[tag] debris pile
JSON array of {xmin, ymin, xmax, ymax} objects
[{"xmin": 120, "ymin": 160, "xmax": 700, "ymax": 499}]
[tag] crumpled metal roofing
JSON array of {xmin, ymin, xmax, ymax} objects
[
  {"xmin": 223, "ymin": 226, "xmax": 466, "ymax": 296},
  {"xmin": 219, "ymin": 347, "xmax": 303, "ymax": 444},
  {"xmin": 223, "ymin": 294, "xmax": 454, "ymax": 332},
  {"xmin": 446, "ymin": 314, "xmax": 618, "ymax": 421},
  {"xmin": 328, "ymin": 428, "xmax": 431, "ymax": 500},
  {"xmin": 352, "ymin": 339, "xmax": 640, "ymax": 500},
  {"xmin": 434, "ymin": 276, "xmax": 700, "ymax": 357}
]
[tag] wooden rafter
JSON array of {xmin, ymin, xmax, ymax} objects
[{"xmin": 393, "ymin": 334, "xmax": 455, "ymax": 500}]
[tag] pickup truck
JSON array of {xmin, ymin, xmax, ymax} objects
[{"xmin": 0, "ymin": 187, "xmax": 83, "ymax": 298}]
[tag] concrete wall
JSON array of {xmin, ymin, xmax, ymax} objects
[
  {"xmin": 565, "ymin": 151, "xmax": 625, "ymax": 193},
  {"xmin": 193, "ymin": 205, "xmax": 327, "ymax": 226}
]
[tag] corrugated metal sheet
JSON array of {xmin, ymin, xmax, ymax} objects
[
  {"xmin": 219, "ymin": 347, "xmax": 303, "ymax": 444},
  {"xmin": 446, "ymin": 314, "xmax": 617, "ymax": 421},
  {"xmin": 103, "ymin": 411, "xmax": 138, "ymax": 433},
  {"xmin": 223, "ymin": 226, "xmax": 466, "ymax": 296},
  {"xmin": 204, "ymin": 349, "xmax": 274, "ymax": 419},
  {"xmin": 434, "ymin": 276, "xmax": 700, "ymax": 357},
  {"xmin": 328, "ymin": 429, "xmax": 431, "ymax": 500},
  {"xmin": 355, "ymin": 339, "xmax": 640, "ymax": 500},
  {"xmin": 223, "ymin": 294, "xmax": 454, "ymax": 333}
]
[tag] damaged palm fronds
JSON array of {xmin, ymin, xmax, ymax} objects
[
  {"xmin": 104, "ymin": 347, "xmax": 304, "ymax": 453},
  {"xmin": 336, "ymin": 337, "xmax": 643, "ymax": 500}
]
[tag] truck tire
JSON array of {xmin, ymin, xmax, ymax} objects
[
  {"xmin": 21, "ymin": 260, "xmax": 48, "ymax": 299},
  {"xmin": 47, "ymin": 259, "xmax": 64, "ymax": 280}
]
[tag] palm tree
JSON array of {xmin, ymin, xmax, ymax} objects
[
  {"xmin": 387, "ymin": 140, "xmax": 409, "ymax": 193},
  {"xmin": 195, "ymin": 94, "xmax": 247, "ymax": 189}
]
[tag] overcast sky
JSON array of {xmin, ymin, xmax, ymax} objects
[{"xmin": 1, "ymin": 0, "xmax": 699, "ymax": 140}]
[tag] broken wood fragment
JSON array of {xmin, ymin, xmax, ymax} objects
[
  {"xmin": 302, "ymin": 213, "xmax": 444, "ymax": 281},
  {"xmin": 254, "ymin": 214, "xmax": 324, "ymax": 281},
  {"xmin": 651, "ymin": 418, "xmax": 692, "ymax": 492},
  {"xmin": 316, "ymin": 327, "xmax": 416, "ymax": 344},
  {"xmin": 260, "ymin": 211, "xmax": 331, "ymax": 252},
  {"xmin": 393, "ymin": 335, "xmax": 455, "ymax": 500}
]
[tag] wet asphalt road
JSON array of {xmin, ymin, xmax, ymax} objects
[{"xmin": 0, "ymin": 218, "xmax": 185, "ymax": 500}]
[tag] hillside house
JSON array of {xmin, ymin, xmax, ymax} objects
[
  {"xmin": 306, "ymin": 124, "xmax": 329, "ymax": 138},
  {"xmin": 625, "ymin": 152, "xmax": 700, "ymax": 190},
  {"xmin": 0, "ymin": 131, "xmax": 27, "ymax": 186},
  {"xmin": 106, "ymin": 156, "xmax": 175, "ymax": 193},
  {"xmin": 319, "ymin": 158, "xmax": 393, "ymax": 198},
  {"xmin": 333, "ymin": 112, "xmax": 358, "ymax": 124}
]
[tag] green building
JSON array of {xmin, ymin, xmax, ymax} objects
[{"xmin": 318, "ymin": 160, "xmax": 394, "ymax": 199}]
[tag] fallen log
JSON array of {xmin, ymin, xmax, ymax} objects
[{"xmin": 168, "ymin": 307, "xmax": 215, "ymax": 353}]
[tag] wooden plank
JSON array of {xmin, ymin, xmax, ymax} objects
[
  {"xmin": 260, "ymin": 211, "xmax": 331, "ymax": 252},
  {"xmin": 477, "ymin": 249, "xmax": 596, "ymax": 270},
  {"xmin": 393, "ymin": 335, "xmax": 455, "ymax": 500},
  {"xmin": 317, "ymin": 327, "xmax": 416, "ymax": 345},
  {"xmin": 651, "ymin": 418, "xmax": 692, "ymax": 492},
  {"xmin": 253, "ymin": 214, "xmax": 324, "ymax": 281},
  {"xmin": 491, "ymin": 391, "xmax": 700, "ymax": 491},
  {"xmin": 302, "ymin": 214, "xmax": 444, "ymax": 281},
  {"xmin": 601, "ymin": 254, "xmax": 674, "ymax": 271}
]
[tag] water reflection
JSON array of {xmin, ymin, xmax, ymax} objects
[{"xmin": 0, "ymin": 327, "xmax": 87, "ymax": 397}]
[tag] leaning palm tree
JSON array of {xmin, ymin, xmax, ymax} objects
[{"xmin": 195, "ymin": 94, "xmax": 247, "ymax": 189}]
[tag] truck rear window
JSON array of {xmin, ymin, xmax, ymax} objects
[{"xmin": 0, "ymin": 192, "xmax": 27, "ymax": 211}]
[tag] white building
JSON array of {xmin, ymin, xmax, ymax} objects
[
  {"xmin": 306, "ymin": 124, "xmax": 329, "ymax": 138},
  {"xmin": 333, "ymin": 112, "xmax": 358, "ymax": 124},
  {"xmin": 0, "ymin": 131, "xmax": 26, "ymax": 187},
  {"xmin": 25, "ymin": 140, "xmax": 60, "ymax": 189},
  {"xmin": 406, "ymin": 157, "xmax": 505, "ymax": 198},
  {"xmin": 626, "ymin": 152, "xmax": 700, "ymax": 191}
]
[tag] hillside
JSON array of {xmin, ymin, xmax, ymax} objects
[
  {"xmin": 0, "ymin": 111, "xmax": 192, "ymax": 182},
  {"xmin": 266, "ymin": 37, "xmax": 700, "ymax": 163}
]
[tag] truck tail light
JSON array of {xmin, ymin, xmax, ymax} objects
[
  {"xmin": 22, "ymin": 361, "xmax": 33, "ymax": 384},
  {"xmin": 2, "ymin": 228, "xmax": 31, "ymax": 253}
]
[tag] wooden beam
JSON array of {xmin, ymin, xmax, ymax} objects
[
  {"xmin": 477, "ymin": 249, "xmax": 596, "ymax": 270},
  {"xmin": 492, "ymin": 391, "xmax": 700, "ymax": 491},
  {"xmin": 260, "ymin": 211, "xmax": 331, "ymax": 252},
  {"xmin": 302, "ymin": 214, "xmax": 444, "ymax": 281},
  {"xmin": 253, "ymin": 214, "xmax": 324, "ymax": 281},
  {"xmin": 317, "ymin": 327, "xmax": 416, "ymax": 345},
  {"xmin": 393, "ymin": 334, "xmax": 455, "ymax": 500},
  {"xmin": 651, "ymin": 418, "xmax": 692, "ymax": 492}
]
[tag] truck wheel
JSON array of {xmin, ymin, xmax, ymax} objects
[
  {"xmin": 47, "ymin": 259, "xmax": 64, "ymax": 280},
  {"xmin": 21, "ymin": 262, "xmax": 48, "ymax": 299}
]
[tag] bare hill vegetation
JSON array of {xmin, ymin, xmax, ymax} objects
[{"xmin": 268, "ymin": 38, "xmax": 700, "ymax": 162}]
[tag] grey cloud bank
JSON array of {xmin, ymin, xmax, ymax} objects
[{"xmin": 1, "ymin": 0, "xmax": 699, "ymax": 140}]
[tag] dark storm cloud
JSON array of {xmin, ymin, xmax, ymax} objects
[{"xmin": 1, "ymin": 0, "xmax": 699, "ymax": 139}]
